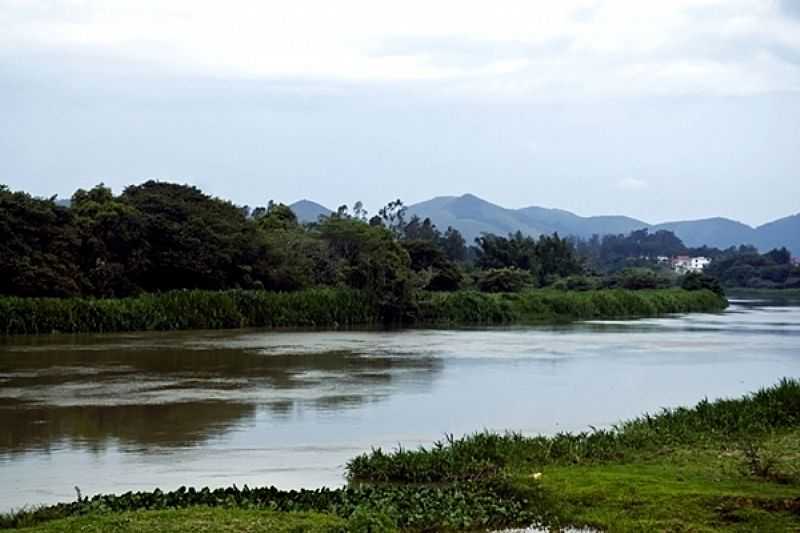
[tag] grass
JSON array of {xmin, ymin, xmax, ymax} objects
[
  {"xmin": 4, "ymin": 380, "xmax": 797, "ymax": 532},
  {"xmin": 347, "ymin": 379, "xmax": 800, "ymax": 531},
  {"xmin": 417, "ymin": 288, "xmax": 727, "ymax": 325},
  {"xmin": 0, "ymin": 288, "xmax": 727, "ymax": 335},
  {"xmin": 535, "ymin": 435, "xmax": 800, "ymax": 532},
  {"xmin": 3, "ymin": 507, "xmax": 347, "ymax": 533}
]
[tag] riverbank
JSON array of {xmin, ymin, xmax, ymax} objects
[
  {"xmin": 2, "ymin": 379, "xmax": 798, "ymax": 531},
  {"xmin": 727, "ymin": 288, "xmax": 800, "ymax": 304},
  {"xmin": 0, "ymin": 288, "xmax": 726, "ymax": 335}
]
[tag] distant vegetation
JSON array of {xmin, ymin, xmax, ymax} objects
[
  {"xmin": 403, "ymin": 192, "xmax": 800, "ymax": 254},
  {"xmin": 5, "ymin": 379, "xmax": 799, "ymax": 531},
  {"xmin": 705, "ymin": 247, "xmax": 800, "ymax": 289},
  {"xmin": 0, "ymin": 288, "xmax": 725, "ymax": 335},
  {"xmin": 0, "ymin": 179, "xmax": 756, "ymax": 334}
]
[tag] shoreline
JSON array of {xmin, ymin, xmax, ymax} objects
[
  {"xmin": 3, "ymin": 379, "xmax": 798, "ymax": 532},
  {"xmin": 0, "ymin": 288, "xmax": 727, "ymax": 336}
]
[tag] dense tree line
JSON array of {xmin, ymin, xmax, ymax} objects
[
  {"xmin": 0, "ymin": 182, "xmax": 588, "ymax": 320},
  {"xmin": 573, "ymin": 228, "xmax": 774, "ymax": 276},
  {"xmin": 4, "ymin": 181, "xmax": 763, "ymax": 319},
  {"xmin": 705, "ymin": 247, "xmax": 799, "ymax": 289}
]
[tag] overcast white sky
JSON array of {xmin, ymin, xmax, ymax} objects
[{"xmin": 2, "ymin": 0, "xmax": 799, "ymax": 225}]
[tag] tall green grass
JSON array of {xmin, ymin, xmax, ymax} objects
[
  {"xmin": 416, "ymin": 288, "xmax": 727, "ymax": 325},
  {"xmin": 0, "ymin": 288, "xmax": 727, "ymax": 335},
  {"xmin": 346, "ymin": 378, "xmax": 800, "ymax": 484},
  {"xmin": 0, "ymin": 288, "xmax": 375, "ymax": 335}
]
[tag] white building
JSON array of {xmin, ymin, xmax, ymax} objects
[{"xmin": 672, "ymin": 256, "xmax": 710, "ymax": 273}]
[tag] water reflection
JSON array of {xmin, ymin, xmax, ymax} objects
[
  {"xmin": 0, "ymin": 336, "xmax": 442, "ymax": 457},
  {"xmin": 0, "ymin": 401, "xmax": 256, "ymax": 454}
]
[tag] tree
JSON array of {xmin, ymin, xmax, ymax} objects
[
  {"xmin": 441, "ymin": 226, "xmax": 467, "ymax": 262},
  {"xmin": 378, "ymin": 199, "xmax": 407, "ymax": 236},
  {"xmin": 0, "ymin": 186, "xmax": 83, "ymax": 297},
  {"xmin": 476, "ymin": 267, "xmax": 533, "ymax": 293},
  {"xmin": 71, "ymin": 184, "xmax": 149, "ymax": 297},
  {"xmin": 681, "ymin": 271, "xmax": 724, "ymax": 296},
  {"xmin": 256, "ymin": 202, "xmax": 299, "ymax": 231},
  {"xmin": 120, "ymin": 181, "xmax": 262, "ymax": 291},
  {"xmin": 317, "ymin": 216, "xmax": 415, "ymax": 321}
]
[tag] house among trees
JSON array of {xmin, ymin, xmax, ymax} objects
[{"xmin": 672, "ymin": 255, "xmax": 711, "ymax": 274}]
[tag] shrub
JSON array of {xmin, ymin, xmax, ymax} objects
[
  {"xmin": 476, "ymin": 268, "xmax": 534, "ymax": 293},
  {"xmin": 681, "ymin": 271, "xmax": 724, "ymax": 296}
]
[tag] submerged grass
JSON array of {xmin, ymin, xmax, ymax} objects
[{"xmin": 0, "ymin": 288, "xmax": 726, "ymax": 335}]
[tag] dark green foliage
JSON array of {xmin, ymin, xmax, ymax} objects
[
  {"xmin": 576, "ymin": 228, "xmax": 686, "ymax": 273},
  {"xmin": 425, "ymin": 261, "xmax": 463, "ymax": 292},
  {"xmin": 0, "ymin": 288, "xmax": 726, "ymax": 335},
  {"xmin": 120, "ymin": 181, "xmax": 264, "ymax": 292},
  {"xmin": 416, "ymin": 289, "xmax": 726, "ymax": 326},
  {"xmin": 550, "ymin": 275, "xmax": 600, "ymax": 291},
  {"xmin": 316, "ymin": 216, "xmax": 415, "ymax": 322},
  {"xmin": 0, "ymin": 186, "xmax": 83, "ymax": 297},
  {"xmin": 0, "ymin": 479, "xmax": 535, "ymax": 532},
  {"xmin": 0, "ymin": 181, "xmax": 732, "ymax": 332},
  {"xmin": 476, "ymin": 268, "xmax": 534, "ymax": 293},
  {"xmin": 441, "ymin": 226, "xmax": 467, "ymax": 262},
  {"xmin": 347, "ymin": 379, "xmax": 800, "ymax": 483},
  {"xmin": 475, "ymin": 232, "xmax": 582, "ymax": 285},
  {"xmin": 607, "ymin": 268, "xmax": 674, "ymax": 290},
  {"xmin": 0, "ymin": 289, "xmax": 375, "ymax": 335},
  {"xmin": 681, "ymin": 271, "xmax": 724, "ymax": 296},
  {"xmin": 705, "ymin": 247, "xmax": 800, "ymax": 289}
]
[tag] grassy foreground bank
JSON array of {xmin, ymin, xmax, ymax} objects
[
  {"xmin": 4, "ymin": 379, "xmax": 798, "ymax": 532},
  {"xmin": 0, "ymin": 288, "xmax": 726, "ymax": 335}
]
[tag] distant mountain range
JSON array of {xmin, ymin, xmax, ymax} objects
[{"xmin": 290, "ymin": 194, "xmax": 800, "ymax": 255}]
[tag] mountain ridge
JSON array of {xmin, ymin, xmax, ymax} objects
[{"xmin": 290, "ymin": 194, "xmax": 799, "ymax": 255}]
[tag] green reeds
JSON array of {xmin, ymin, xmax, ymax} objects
[
  {"xmin": 0, "ymin": 288, "xmax": 727, "ymax": 335},
  {"xmin": 416, "ymin": 288, "xmax": 727, "ymax": 325},
  {"xmin": 0, "ymin": 288, "xmax": 376, "ymax": 335},
  {"xmin": 346, "ymin": 378, "xmax": 800, "ymax": 483}
]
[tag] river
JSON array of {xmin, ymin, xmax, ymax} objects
[{"xmin": 1, "ymin": 298, "xmax": 798, "ymax": 511}]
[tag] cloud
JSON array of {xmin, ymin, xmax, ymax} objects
[
  {"xmin": 777, "ymin": 0, "xmax": 800, "ymax": 19},
  {"xmin": 616, "ymin": 178, "xmax": 648, "ymax": 191},
  {"xmin": 0, "ymin": 0, "xmax": 799, "ymax": 95}
]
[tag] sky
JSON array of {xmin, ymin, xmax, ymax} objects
[{"xmin": 1, "ymin": 0, "xmax": 799, "ymax": 226}]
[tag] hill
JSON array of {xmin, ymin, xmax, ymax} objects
[
  {"xmin": 289, "ymin": 199, "xmax": 331, "ymax": 223},
  {"xmin": 404, "ymin": 194, "xmax": 797, "ymax": 254},
  {"xmin": 284, "ymin": 194, "xmax": 797, "ymax": 254},
  {"xmin": 652, "ymin": 217, "xmax": 758, "ymax": 249},
  {"xmin": 755, "ymin": 213, "xmax": 800, "ymax": 256}
]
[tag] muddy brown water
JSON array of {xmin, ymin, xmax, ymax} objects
[{"xmin": 1, "ymin": 299, "xmax": 799, "ymax": 510}]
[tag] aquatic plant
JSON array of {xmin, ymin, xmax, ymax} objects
[
  {"xmin": 0, "ymin": 479, "xmax": 535, "ymax": 531},
  {"xmin": 0, "ymin": 288, "xmax": 727, "ymax": 335}
]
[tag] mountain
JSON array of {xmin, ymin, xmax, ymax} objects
[
  {"xmin": 404, "ymin": 194, "xmax": 798, "ymax": 254},
  {"xmin": 652, "ymin": 218, "xmax": 758, "ymax": 249},
  {"xmin": 286, "ymin": 194, "xmax": 798, "ymax": 255},
  {"xmin": 406, "ymin": 194, "xmax": 650, "ymax": 243},
  {"xmin": 289, "ymin": 199, "xmax": 332, "ymax": 223},
  {"xmin": 408, "ymin": 194, "xmax": 543, "ymax": 241},
  {"xmin": 755, "ymin": 213, "xmax": 800, "ymax": 256}
]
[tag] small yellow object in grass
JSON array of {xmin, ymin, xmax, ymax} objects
[{"xmin": 531, "ymin": 472, "xmax": 543, "ymax": 480}]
